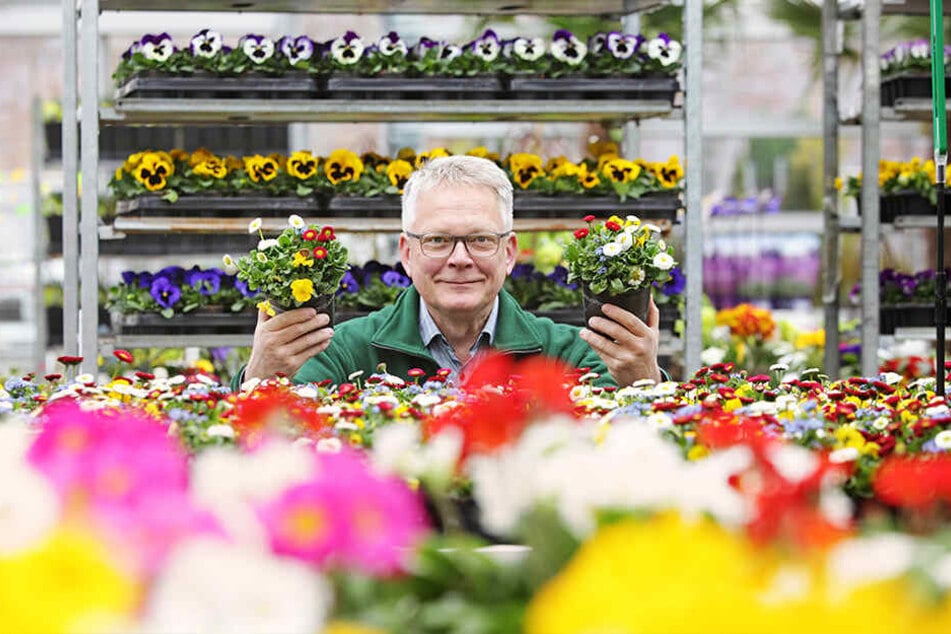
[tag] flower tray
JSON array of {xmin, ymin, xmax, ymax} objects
[
  {"xmin": 513, "ymin": 193, "xmax": 682, "ymax": 220},
  {"xmin": 326, "ymin": 195, "xmax": 402, "ymax": 217},
  {"xmin": 507, "ymin": 76, "xmax": 679, "ymax": 102},
  {"xmin": 115, "ymin": 72, "xmax": 319, "ymax": 100},
  {"xmin": 111, "ymin": 310, "xmax": 257, "ymax": 336},
  {"xmin": 881, "ymin": 72, "xmax": 951, "ymax": 108},
  {"xmin": 880, "ymin": 304, "xmax": 949, "ymax": 334},
  {"xmin": 324, "ymin": 75, "xmax": 504, "ymax": 100},
  {"xmin": 115, "ymin": 195, "xmax": 320, "ymax": 218}
]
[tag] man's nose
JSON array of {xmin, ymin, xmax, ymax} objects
[{"xmin": 446, "ymin": 238, "xmax": 473, "ymax": 263}]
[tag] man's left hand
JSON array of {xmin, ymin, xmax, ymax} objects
[{"xmin": 579, "ymin": 298, "xmax": 662, "ymax": 386}]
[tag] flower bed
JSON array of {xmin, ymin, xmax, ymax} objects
[{"xmin": 3, "ymin": 355, "xmax": 951, "ymax": 632}]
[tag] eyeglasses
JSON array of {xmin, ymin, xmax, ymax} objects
[{"xmin": 405, "ymin": 231, "xmax": 510, "ymax": 258}]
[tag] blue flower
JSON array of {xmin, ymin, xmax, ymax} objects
[
  {"xmin": 150, "ymin": 276, "xmax": 181, "ymax": 309},
  {"xmin": 195, "ymin": 270, "xmax": 222, "ymax": 296},
  {"xmin": 660, "ymin": 266, "xmax": 685, "ymax": 296},
  {"xmin": 382, "ymin": 270, "xmax": 411, "ymax": 288},
  {"xmin": 338, "ymin": 271, "xmax": 360, "ymax": 295}
]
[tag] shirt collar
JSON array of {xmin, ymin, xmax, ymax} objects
[{"xmin": 419, "ymin": 296, "xmax": 499, "ymax": 347}]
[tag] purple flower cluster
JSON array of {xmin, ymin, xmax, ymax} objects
[
  {"xmin": 115, "ymin": 266, "xmax": 255, "ymax": 312},
  {"xmin": 710, "ymin": 194, "xmax": 782, "ymax": 216},
  {"xmin": 869, "ymin": 268, "xmax": 950, "ymax": 305}
]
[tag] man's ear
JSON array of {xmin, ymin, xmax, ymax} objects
[
  {"xmin": 399, "ymin": 233, "xmax": 414, "ymax": 279},
  {"xmin": 504, "ymin": 231, "xmax": 518, "ymax": 274}
]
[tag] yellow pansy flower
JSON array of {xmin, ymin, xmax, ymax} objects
[
  {"xmin": 292, "ymin": 251, "xmax": 314, "ymax": 267},
  {"xmin": 290, "ymin": 278, "xmax": 315, "ymax": 303},
  {"xmin": 386, "ymin": 159, "xmax": 414, "ymax": 192},
  {"xmin": 324, "ymin": 148, "xmax": 364, "ymax": 185},
  {"xmin": 256, "ymin": 300, "xmax": 276, "ymax": 317}
]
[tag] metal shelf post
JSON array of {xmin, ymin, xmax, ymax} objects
[
  {"xmin": 683, "ymin": 0, "xmax": 704, "ymax": 375},
  {"xmin": 860, "ymin": 0, "xmax": 882, "ymax": 376}
]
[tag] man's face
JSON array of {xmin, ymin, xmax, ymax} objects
[{"xmin": 399, "ymin": 184, "xmax": 517, "ymax": 320}]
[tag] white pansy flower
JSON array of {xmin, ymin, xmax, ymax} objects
[
  {"xmin": 513, "ymin": 37, "xmax": 545, "ymax": 61},
  {"xmin": 248, "ymin": 217, "xmax": 262, "ymax": 233},
  {"xmin": 646, "ymin": 35, "xmax": 682, "ymax": 66},
  {"xmin": 331, "ymin": 31, "xmax": 365, "ymax": 65},
  {"xmin": 652, "ymin": 252, "xmax": 675, "ymax": 270},
  {"xmin": 141, "ymin": 33, "xmax": 174, "ymax": 62},
  {"xmin": 190, "ymin": 29, "xmax": 222, "ymax": 59},
  {"xmin": 602, "ymin": 242, "xmax": 623, "ymax": 257},
  {"xmin": 240, "ymin": 35, "xmax": 275, "ymax": 64},
  {"xmin": 288, "ymin": 214, "xmax": 305, "ymax": 229}
]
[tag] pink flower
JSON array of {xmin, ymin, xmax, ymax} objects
[{"xmin": 257, "ymin": 480, "xmax": 347, "ymax": 567}]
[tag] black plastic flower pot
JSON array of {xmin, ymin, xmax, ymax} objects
[
  {"xmin": 114, "ymin": 194, "xmax": 321, "ymax": 218},
  {"xmin": 507, "ymin": 75, "xmax": 679, "ymax": 103},
  {"xmin": 513, "ymin": 192, "xmax": 682, "ymax": 220},
  {"xmin": 856, "ymin": 190, "xmax": 949, "ymax": 224},
  {"xmin": 269, "ymin": 293, "xmax": 335, "ymax": 325},
  {"xmin": 881, "ymin": 72, "xmax": 951, "ymax": 108},
  {"xmin": 581, "ymin": 285, "xmax": 651, "ymax": 337},
  {"xmin": 116, "ymin": 71, "xmax": 320, "ymax": 100},
  {"xmin": 111, "ymin": 310, "xmax": 257, "ymax": 336},
  {"xmin": 325, "ymin": 74, "xmax": 504, "ymax": 100}
]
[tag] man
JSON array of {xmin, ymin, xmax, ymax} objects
[{"xmin": 240, "ymin": 155, "xmax": 662, "ymax": 387}]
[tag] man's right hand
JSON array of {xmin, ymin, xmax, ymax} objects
[{"xmin": 244, "ymin": 307, "xmax": 334, "ymax": 382}]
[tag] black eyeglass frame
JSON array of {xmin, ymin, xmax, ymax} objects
[{"xmin": 403, "ymin": 231, "xmax": 512, "ymax": 258}]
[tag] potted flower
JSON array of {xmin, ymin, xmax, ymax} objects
[
  {"xmin": 230, "ymin": 215, "xmax": 349, "ymax": 321},
  {"xmin": 563, "ymin": 214, "xmax": 677, "ymax": 329},
  {"xmin": 838, "ymin": 156, "xmax": 940, "ymax": 222},
  {"xmin": 880, "ymin": 39, "xmax": 949, "ymax": 108}
]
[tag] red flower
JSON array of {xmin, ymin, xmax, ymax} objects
[
  {"xmin": 318, "ymin": 226, "xmax": 336, "ymax": 242},
  {"xmin": 605, "ymin": 221, "xmax": 622, "ymax": 232},
  {"xmin": 407, "ymin": 368, "xmax": 426, "ymax": 378},
  {"xmin": 56, "ymin": 355, "xmax": 83, "ymax": 366},
  {"xmin": 302, "ymin": 228, "xmax": 318, "ymax": 241},
  {"xmin": 113, "ymin": 349, "xmax": 134, "ymax": 364},
  {"xmin": 44, "ymin": 373, "xmax": 62, "ymax": 382},
  {"xmin": 312, "ymin": 246, "xmax": 328, "ymax": 260},
  {"xmin": 135, "ymin": 371, "xmax": 155, "ymax": 381},
  {"xmin": 583, "ymin": 214, "xmax": 596, "ymax": 223},
  {"xmin": 873, "ymin": 455, "xmax": 951, "ymax": 508},
  {"xmin": 573, "ymin": 228, "xmax": 589, "ymax": 239}
]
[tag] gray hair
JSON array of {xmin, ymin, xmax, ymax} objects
[{"xmin": 401, "ymin": 155, "xmax": 514, "ymax": 231}]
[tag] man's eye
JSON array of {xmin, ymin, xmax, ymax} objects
[
  {"xmin": 426, "ymin": 236, "xmax": 450, "ymax": 245},
  {"xmin": 470, "ymin": 235, "xmax": 491, "ymax": 244}
]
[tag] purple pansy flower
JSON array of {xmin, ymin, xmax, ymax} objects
[
  {"xmin": 606, "ymin": 32, "xmax": 640, "ymax": 60},
  {"xmin": 439, "ymin": 43, "xmax": 463, "ymax": 63},
  {"xmin": 195, "ymin": 270, "xmax": 222, "ymax": 296},
  {"xmin": 240, "ymin": 34, "xmax": 275, "ymax": 64},
  {"xmin": 588, "ymin": 32, "xmax": 607, "ymax": 55},
  {"xmin": 190, "ymin": 29, "xmax": 223, "ymax": 59},
  {"xmin": 377, "ymin": 31, "xmax": 407, "ymax": 57},
  {"xmin": 381, "ymin": 270, "xmax": 411, "ymax": 288},
  {"xmin": 330, "ymin": 31, "xmax": 364, "ymax": 65},
  {"xmin": 646, "ymin": 33, "xmax": 682, "ymax": 67},
  {"xmin": 470, "ymin": 29, "xmax": 501, "ymax": 62},
  {"xmin": 338, "ymin": 271, "xmax": 360, "ymax": 294},
  {"xmin": 551, "ymin": 30, "xmax": 587, "ymax": 66},
  {"xmin": 150, "ymin": 277, "xmax": 181, "ymax": 309},
  {"xmin": 280, "ymin": 35, "xmax": 315, "ymax": 65},
  {"xmin": 140, "ymin": 33, "xmax": 174, "ymax": 62},
  {"xmin": 415, "ymin": 37, "xmax": 440, "ymax": 58}
]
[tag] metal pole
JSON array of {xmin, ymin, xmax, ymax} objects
[
  {"xmin": 860, "ymin": 0, "xmax": 881, "ymax": 377},
  {"xmin": 79, "ymin": 0, "xmax": 100, "ymax": 374},
  {"xmin": 62, "ymin": 0, "xmax": 79, "ymax": 355},
  {"xmin": 930, "ymin": 0, "xmax": 947, "ymax": 395},
  {"xmin": 821, "ymin": 0, "xmax": 841, "ymax": 378},
  {"xmin": 683, "ymin": 0, "xmax": 704, "ymax": 376},
  {"xmin": 31, "ymin": 98, "xmax": 47, "ymax": 372}
]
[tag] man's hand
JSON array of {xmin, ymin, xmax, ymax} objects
[
  {"xmin": 579, "ymin": 298, "xmax": 662, "ymax": 386},
  {"xmin": 245, "ymin": 307, "xmax": 333, "ymax": 382}
]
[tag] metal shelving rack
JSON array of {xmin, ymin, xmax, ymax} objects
[
  {"xmin": 64, "ymin": 0, "xmax": 703, "ymax": 376},
  {"xmin": 823, "ymin": 0, "xmax": 951, "ymax": 377}
]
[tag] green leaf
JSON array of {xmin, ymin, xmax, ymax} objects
[
  {"xmin": 160, "ymin": 307, "xmax": 174, "ymax": 319},
  {"xmin": 162, "ymin": 190, "xmax": 179, "ymax": 203}
]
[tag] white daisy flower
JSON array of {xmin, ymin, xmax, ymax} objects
[
  {"xmin": 257, "ymin": 238, "xmax": 279, "ymax": 250},
  {"xmin": 248, "ymin": 217, "xmax": 262, "ymax": 233},
  {"xmin": 653, "ymin": 252, "xmax": 675, "ymax": 270},
  {"xmin": 287, "ymin": 214, "xmax": 305, "ymax": 229},
  {"xmin": 602, "ymin": 242, "xmax": 623, "ymax": 257}
]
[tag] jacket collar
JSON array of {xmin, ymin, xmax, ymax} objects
[{"xmin": 370, "ymin": 286, "xmax": 545, "ymax": 356}]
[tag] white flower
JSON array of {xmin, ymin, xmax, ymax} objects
[
  {"xmin": 616, "ymin": 232, "xmax": 633, "ymax": 251},
  {"xmin": 241, "ymin": 35, "xmax": 275, "ymax": 64},
  {"xmin": 829, "ymin": 447, "xmax": 860, "ymax": 463},
  {"xmin": 828, "ymin": 534, "xmax": 915, "ymax": 589},
  {"xmin": 257, "ymin": 238, "xmax": 279, "ymax": 251},
  {"xmin": 190, "ymin": 29, "xmax": 222, "ymax": 59},
  {"xmin": 652, "ymin": 252, "xmax": 675, "ymax": 271},
  {"xmin": 348, "ymin": 370, "xmax": 365, "ymax": 381},
  {"xmin": 935, "ymin": 429, "xmax": 951, "ymax": 450},
  {"xmin": 644, "ymin": 223, "xmax": 662, "ymax": 234},
  {"xmin": 206, "ymin": 424, "xmax": 235, "ymax": 440},
  {"xmin": 222, "ymin": 254, "xmax": 236, "ymax": 271},
  {"xmin": 550, "ymin": 32, "xmax": 587, "ymax": 65},
  {"xmin": 141, "ymin": 34, "xmax": 174, "ymax": 62},
  {"xmin": 701, "ymin": 346, "xmax": 727, "ymax": 366},
  {"xmin": 512, "ymin": 37, "xmax": 545, "ymax": 62},
  {"xmin": 142, "ymin": 537, "xmax": 331, "ymax": 634},
  {"xmin": 766, "ymin": 444, "xmax": 818, "ymax": 483},
  {"xmin": 248, "ymin": 217, "xmax": 262, "ymax": 234},
  {"xmin": 377, "ymin": 32, "xmax": 407, "ymax": 57},
  {"xmin": 602, "ymin": 242, "xmax": 623, "ymax": 257},
  {"xmin": 372, "ymin": 424, "xmax": 461, "ymax": 490},
  {"xmin": 646, "ymin": 35, "xmax": 682, "ymax": 66},
  {"xmin": 288, "ymin": 214, "xmax": 305, "ymax": 229},
  {"xmin": 0, "ymin": 425, "xmax": 59, "ymax": 555},
  {"xmin": 628, "ymin": 267, "xmax": 645, "ymax": 287},
  {"xmin": 331, "ymin": 32, "xmax": 365, "ymax": 65},
  {"xmin": 316, "ymin": 437, "xmax": 342, "ymax": 453},
  {"xmin": 879, "ymin": 371, "xmax": 903, "ymax": 385}
]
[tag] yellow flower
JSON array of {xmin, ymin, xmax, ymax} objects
[
  {"xmin": 290, "ymin": 278, "xmax": 315, "ymax": 303},
  {"xmin": 114, "ymin": 166, "xmax": 124, "ymax": 181},
  {"xmin": 655, "ymin": 155, "xmax": 684, "ymax": 188},
  {"xmin": 324, "ymin": 148, "xmax": 364, "ymax": 185},
  {"xmin": 834, "ymin": 176, "xmax": 843, "ymax": 190},
  {"xmin": 133, "ymin": 155, "xmax": 173, "ymax": 192},
  {"xmin": 580, "ymin": 168, "xmax": 601, "ymax": 189},
  {"xmin": 0, "ymin": 529, "xmax": 137, "ymax": 633},
  {"xmin": 244, "ymin": 155, "xmax": 279, "ymax": 183},
  {"xmin": 687, "ymin": 444, "xmax": 710, "ymax": 460},
  {"xmin": 414, "ymin": 147, "xmax": 451, "ymax": 169},
  {"xmin": 189, "ymin": 147, "xmax": 217, "ymax": 166},
  {"xmin": 795, "ymin": 329, "xmax": 825, "ymax": 349},
  {"xmin": 466, "ymin": 147, "xmax": 500, "ymax": 161},
  {"xmin": 225, "ymin": 155, "xmax": 244, "ymax": 171},
  {"xmin": 602, "ymin": 157, "xmax": 641, "ymax": 183},
  {"xmin": 292, "ymin": 250, "xmax": 314, "ymax": 267},
  {"xmin": 256, "ymin": 300, "xmax": 276, "ymax": 317},
  {"xmin": 396, "ymin": 146, "xmax": 416, "ymax": 161},
  {"xmin": 386, "ymin": 159, "xmax": 414, "ymax": 193},
  {"xmin": 508, "ymin": 152, "xmax": 545, "ymax": 189},
  {"xmin": 287, "ymin": 150, "xmax": 318, "ymax": 180},
  {"xmin": 545, "ymin": 155, "xmax": 571, "ymax": 172},
  {"xmin": 834, "ymin": 425, "xmax": 866, "ymax": 450},
  {"xmin": 549, "ymin": 160, "xmax": 583, "ymax": 178},
  {"xmin": 169, "ymin": 148, "xmax": 189, "ymax": 162},
  {"xmin": 587, "ymin": 138, "xmax": 619, "ymax": 158},
  {"xmin": 323, "ymin": 622, "xmax": 388, "ymax": 634},
  {"xmin": 193, "ymin": 157, "xmax": 228, "ymax": 179}
]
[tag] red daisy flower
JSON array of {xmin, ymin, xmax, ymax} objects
[
  {"xmin": 317, "ymin": 226, "xmax": 336, "ymax": 242},
  {"xmin": 113, "ymin": 349, "xmax": 134, "ymax": 364},
  {"xmin": 573, "ymin": 228, "xmax": 589, "ymax": 239},
  {"xmin": 302, "ymin": 228, "xmax": 318, "ymax": 241},
  {"xmin": 312, "ymin": 246, "xmax": 328, "ymax": 260},
  {"xmin": 605, "ymin": 220, "xmax": 622, "ymax": 232},
  {"xmin": 583, "ymin": 214, "xmax": 596, "ymax": 223}
]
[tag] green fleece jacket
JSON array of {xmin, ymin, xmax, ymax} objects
[{"xmin": 286, "ymin": 286, "xmax": 611, "ymax": 386}]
